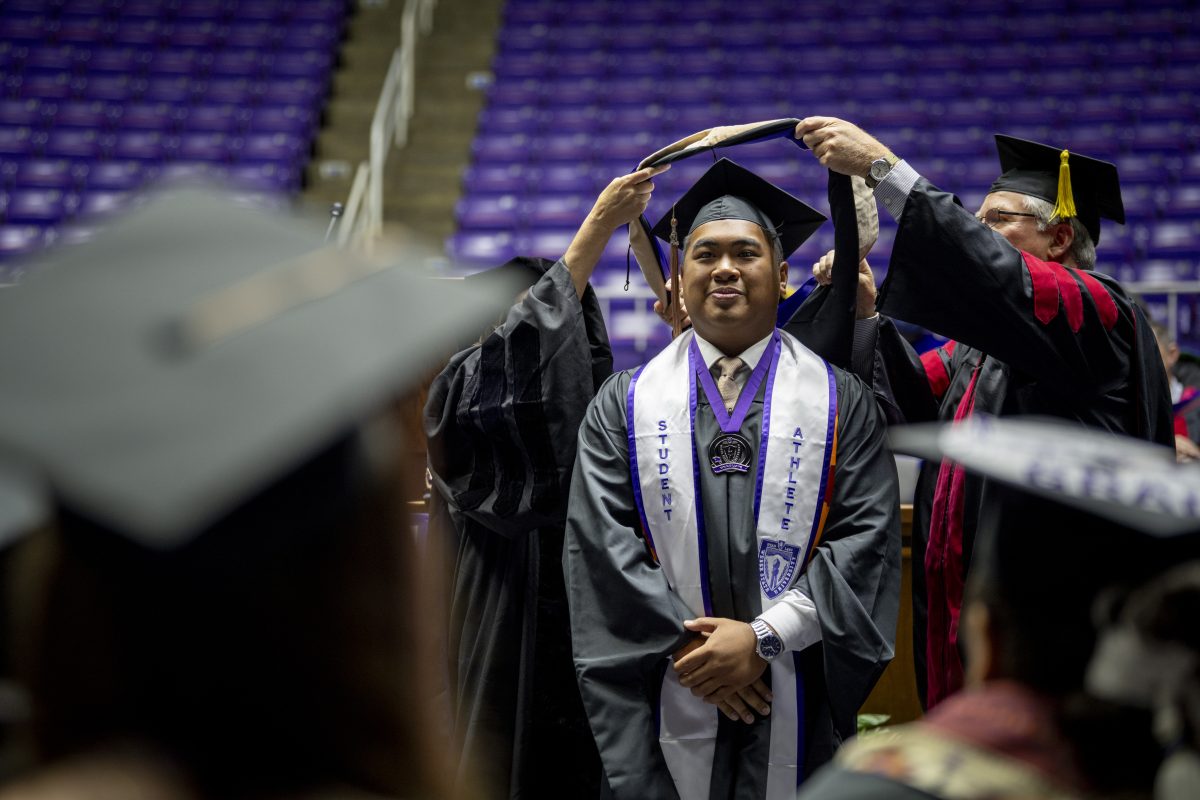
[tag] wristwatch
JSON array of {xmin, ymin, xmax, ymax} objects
[
  {"xmin": 865, "ymin": 153, "xmax": 900, "ymax": 188},
  {"xmin": 750, "ymin": 619, "xmax": 784, "ymax": 662}
]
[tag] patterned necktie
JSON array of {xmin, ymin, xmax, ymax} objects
[{"xmin": 713, "ymin": 356, "xmax": 747, "ymax": 413}]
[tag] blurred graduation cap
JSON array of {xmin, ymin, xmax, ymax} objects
[
  {"xmin": 0, "ymin": 188, "xmax": 518, "ymax": 549},
  {"xmin": 890, "ymin": 415, "xmax": 1199, "ymax": 537},
  {"xmin": 989, "ymin": 134, "xmax": 1125, "ymax": 244},
  {"xmin": 893, "ymin": 416, "xmax": 1200, "ymax": 696}
]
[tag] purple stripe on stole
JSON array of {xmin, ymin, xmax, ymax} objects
[
  {"xmin": 803, "ymin": 361, "xmax": 837, "ymax": 566},
  {"xmin": 625, "ymin": 366, "xmax": 656, "ymax": 556},
  {"xmin": 752, "ymin": 331, "xmax": 782, "ymax": 521},
  {"xmin": 687, "ymin": 343, "xmax": 714, "ymax": 617},
  {"xmin": 794, "ymin": 652, "xmax": 806, "ymax": 786}
]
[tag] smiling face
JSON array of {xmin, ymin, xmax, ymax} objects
[{"xmin": 681, "ymin": 218, "xmax": 787, "ymax": 355}]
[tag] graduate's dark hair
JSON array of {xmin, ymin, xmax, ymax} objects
[
  {"xmin": 968, "ymin": 484, "xmax": 1192, "ymax": 794},
  {"xmin": 8, "ymin": 416, "xmax": 465, "ymax": 799}
]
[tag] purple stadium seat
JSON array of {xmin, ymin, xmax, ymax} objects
[
  {"xmin": 278, "ymin": 23, "xmax": 341, "ymax": 52},
  {"xmin": 1146, "ymin": 221, "xmax": 1200, "ymax": 259},
  {"xmin": 532, "ymin": 163, "xmax": 599, "ymax": 194},
  {"xmin": 155, "ymin": 161, "xmax": 222, "ymax": 185},
  {"xmin": 463, "ymin": 164, "xmax": 531, "ymax": 195},
  {"xmin": 0, "ymin": 16, "xmax": 49, "ymax": 44},
  {"xmin": 23, "ymin": 45, "xmax": 79, "ymax": 73},
  {"xmin": 6, "ymin": 189, "xmax": 72, "ymax": 225},
  {"xmin": 84, "ymin": 160, "xmax": 148, "ymax": 192},
  {"xmin": 238, "ymin": 132, "xmax": 307, "ymax": 163},
  {"xmin": 111, "ymin": 19, "xmax": 165, "ymax": 48},
  {"xmin": 146, "ymin": 50, "xmax": 205, "ymax": 77},
  {"xmin": 225, "ymin": 22, "xmax": 277, "ymax": 50},
  {"xmin": 516, "ymin": 229, "xmax": 575, "ymax": 261},
  {"xmin": 75, "ymin": 189, "xmax": 134, "ymax": 219},
  {"xmin": 210, "ymin": 50, "xmax": 268, "ymax": 79},
  {"xmin": 0, "ymin": 128, "xmax": 36, "ymax": 158},
  {"xmin": 268, "ymin": 51, "xmax": 336, "ymax": 82},
  {"xmin": 183, "ymin": 104, "xmax": 242, "ymax": 133},
  {"xmin": 0, "ymin": 99, "xmax": 45, "ymax": 128},
  {"xmin": 177, "ymin": 131, "xmax": 232, "ymax": 163},
  {"xmin": 524, "ymin": 195, "xmax": 589, "ymax": 228},
  {"xmin": 1163, "ymin": 187, "xmax": 1200, "ymax": 220},
  {"xmin": 201, "ymin": 78, "xmax": 259, "ymax": 106},
  {"xmin": 57, "ymin": 16, "xmax": 111, "ymax": 45},
  {"xmin": 1117, "ymin": 154, "xmax": 1171, "ymax": 186},
  {"xmin": 111, "ymin": 130, "xmax": 167, "ymax": 161},
  {"xmin": 143, "ymin": 76, "xmax": 196, "ymax": 103},
  {"xmin": 456, "ymin": 194, "xmax": 521, "ymax": 229},
  {"xmin": 116, "ymin": 102, "xmax": 182, "ymax": 133},
  {"xmin": 165, "ymin": 21, "xmax": 224, "ymax": 49},
  {"xmin": 13, "ymin": 159, "xmax": 82, "ymax": 191},
  {"xmin": 42, "ymin": 128, "xmax": 106, "ymax": 159},
  {"xmin": 79, "ymin": 47, "xmax": 146, "ymax": 75},
  {"xmin": 1123, "ymin": 185, "xmax": 1163, "ymax": 222},
  {"xmin": 244, "ymin": 105, "xmax": 315, "ymax": 136},
  {"xmin": 226, "ymin": 162, "xmax": 301, "ymax": 193},
  {"xmin": 447, "ymin": 230, "xmax": 517, "ymax": 266},
  {"xmin": 258, "ymin": 78, "xmax": 324, "ymax": 108},
  {"xmin": 1139, "ymin": 93, "xmax": 1198, "ymax": 123},
  {"xmin": 1130, "ymin": 123, "xmax": 1195, "ymax": 154},
  {"xmin": 0, "ymin": 225, "xmax": 47, "ymax": 262},
  {"xmin": 80, "ymin": 75, "xmax": 137, "ymax": 102},
  {"xmin": 18, "ymin": 73, "xmax": 79, "ymax": 102},
  {"xmin": 175, "ymin": 0, "xmax": 229, "ymax": 20},
  {"xmin": 472, "ymin": 133, "xmax": 532, "ymax": 165},
  {"xmin": 478, "ymin": 106, "xmax": 542, "ymax": 134},
  {"xmin": 50, "ymin": 100, "xmax": 113, "ymax": 130}
]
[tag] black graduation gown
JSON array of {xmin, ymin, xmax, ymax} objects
[
  {"xmin": 564, "ymin": 357, "xmax": 901, "ymax": 799},
  {"xmin": 867, "ymin": 178, "xmax": 1174, "ymax": 707},
  {"xmin": 424, "ymin": 260, "xmax": 610, "ymax": 798}
]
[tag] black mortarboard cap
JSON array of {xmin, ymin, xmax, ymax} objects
[
  {"xmin": 649, "ymin": 158, "xmax": 826, "ymax": 260},
  {"xmin": 890, "ymin": 415, "xmax": 1198, "ymax": 537},
  {"xmin": 0, "ymin": 188, "xmax": 518, "ymax": 548},
  {"xmin": 892, "ymin": 416, "xmax": 1199, "ymax": 694},
  {"xmin": 990, "ymin": 134, "xmax": 1126, "ymax": 244}
]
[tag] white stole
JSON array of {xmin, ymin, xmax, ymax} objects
[{"xmin": 627, "ymin": 328, "xmax": 837, "ymax": 800}]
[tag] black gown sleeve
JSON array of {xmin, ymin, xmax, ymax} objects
[
  {"xmin": 879, "ymin": 179, "xmax": 1145, "ymax": 409},
  {"xmin": 793, "ymin": 369, "xmax": 902, "ymax": 740},
  {"xmin": 423, "ymin": 260, "xmax": 605, "ymax": 537},
  {"xmin": 563, "ymin": 371, "xmax": 695, "ymax": 800}
]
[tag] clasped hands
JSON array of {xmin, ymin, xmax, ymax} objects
[{"xmin": 672, "ymin": 617, "xmax": 774, "ymax": 725}]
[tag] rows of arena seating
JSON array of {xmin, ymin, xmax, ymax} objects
[
  {"xmin": 0, "ymin": 0, "xmax": 347, "ymax": 280},
  {"xmin": 448, "ymin": 0, "xmax": 1199, "ymax": 365}
]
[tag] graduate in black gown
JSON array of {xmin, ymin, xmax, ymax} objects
[
  {"xmin": 798, "ymin": 418, "xmax": 1200, "ymax": 800},
  {"xmin": 424, "ymin": 165, "xmax": 667, "ymax": 798},
  {"xmin": 564, "ymin": 160, "xmax": 900, "ymax": 799},
  {"xmin": 796, "ymin": 118, "xmax": 1174, "ymax": 709}
]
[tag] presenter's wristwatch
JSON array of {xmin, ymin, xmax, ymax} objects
[
  {"xmin": 750, "ymin": 619, "xmax": 784, "ymax": 662},
  {"xmin": 865, "ymin": 153, "xmax": 900, "ymax": 189}
]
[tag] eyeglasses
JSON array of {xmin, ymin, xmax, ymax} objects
[{"xmin": 977, "ymin": 208, "xmax": 1040, "ymax": 229}]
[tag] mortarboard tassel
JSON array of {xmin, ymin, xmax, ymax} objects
[
  {"xmin": 1051, "ymin": 149, "xmax": 1077, "ymax": 222},
  {"xmin": 668, "ymin": 206, "xmax": 683, "ymax": 339}
]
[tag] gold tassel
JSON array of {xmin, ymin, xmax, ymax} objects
[
  {"xmin": 1051, "ymin": 149, "xmax": 1077, "ymax": 222},
  {"xmin": 669, "ymin": 207, "xmax": 683, "ymax": 339}
]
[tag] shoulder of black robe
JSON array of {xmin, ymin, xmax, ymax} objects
[
  {"xmin": 424, "ymin": 259, "xmax": 613, "ymax": 538},
  {"xmin": 877, "ymin": 177, "xmax": 1171, "ymax": 444},
  {"xmin": 564, "ymin": 368, "xmax": 693, "ymax": 800},
  {"xmin": 795, "ymin": 365, "xmax": 903, "ymax": 740}
]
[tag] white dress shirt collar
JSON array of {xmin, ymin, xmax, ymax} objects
[{"xmin": 692, "ymin": 330, "xmax": 774, "ymax": 372}]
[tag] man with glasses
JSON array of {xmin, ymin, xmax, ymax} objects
[{"xmin": 794, "ymin": 118, "xmax": 1173, "ymax": 710}]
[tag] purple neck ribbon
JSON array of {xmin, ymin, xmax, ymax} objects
[{"xmin": 690, "ymin": 330, "xmax": 779, "ymax": 435}]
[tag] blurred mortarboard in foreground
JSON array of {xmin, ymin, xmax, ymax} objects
[
  {"xmin": 0, "ymin": 188, "xmax": 517, "ymax": 549},
  {"xmin": 893, "ymin": 416, "xmax": 1200, "ymax": 697},
  {"xmin": 890, "ymin": 415, "xmax": 1198, "ymax": 537},
  {"xmin": 990, "ymin": 134, "xmax": 1125, "ymax": 244}
]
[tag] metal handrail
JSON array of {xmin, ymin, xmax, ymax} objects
[{"xmin": 338, "ymin": 0, "xmax": 437, "ymax": 252}]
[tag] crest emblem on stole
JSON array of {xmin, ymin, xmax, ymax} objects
[{"xmin": 759, "ymin": 538, "xmax": 801, "ymax": 599}]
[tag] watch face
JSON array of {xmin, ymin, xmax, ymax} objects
[
  {"xmin": 760, "ymin": 635, "xmax": 784, "ymax": 659},
  {"xmin": 870, "ymin": 159, "xmax": 890, "ymax": 180}
]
